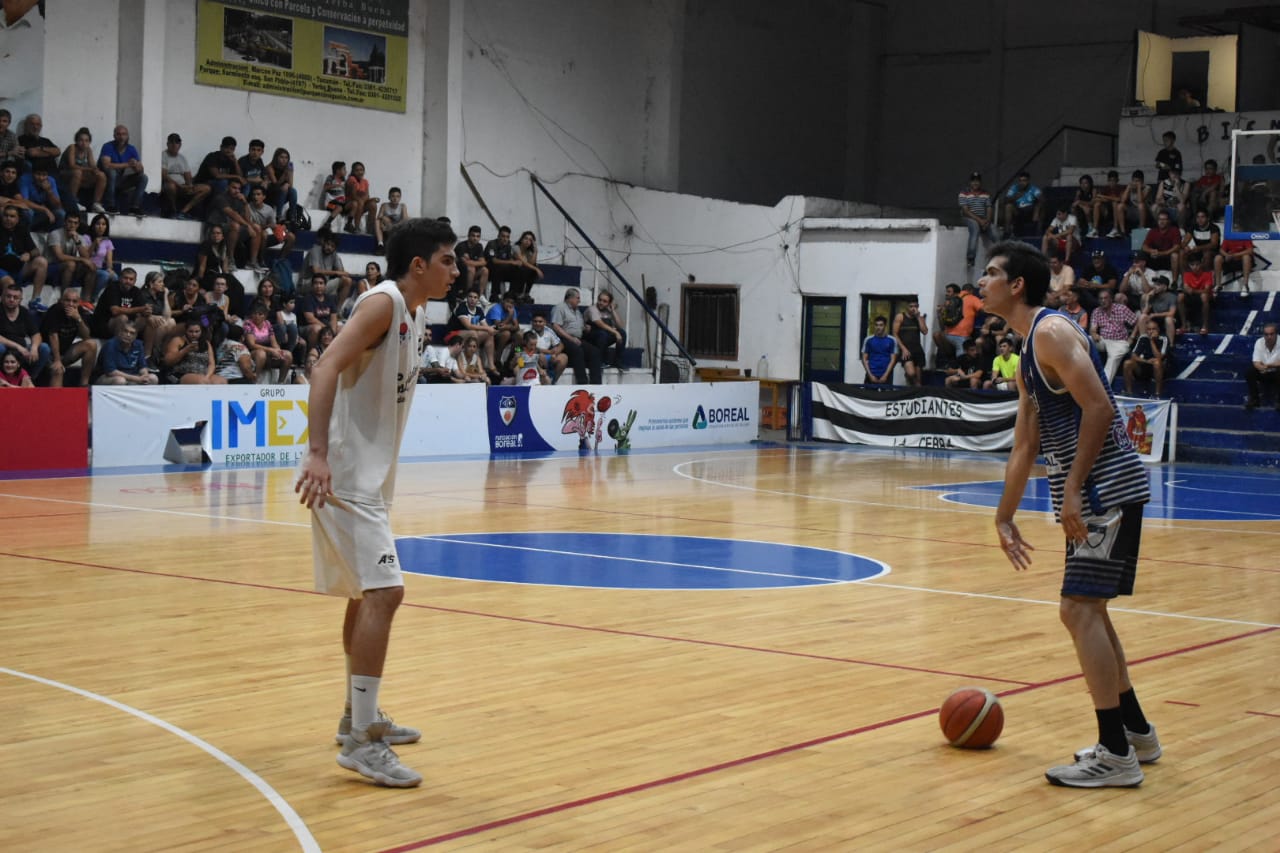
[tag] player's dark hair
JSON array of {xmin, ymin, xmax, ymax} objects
[
  {"xmin": 385, "ymin": 217, "xmax": 456, "ymax": 280},
  {"xmin": 988, "ymin": 240, "xmax": 1050, "ymax": 307}
]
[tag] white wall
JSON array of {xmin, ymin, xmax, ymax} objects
[{"xmin": 1117, "ymin": 110, "xmax": 1280, "ymax": 177}]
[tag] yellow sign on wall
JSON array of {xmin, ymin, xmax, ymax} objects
[{"xmin": 195, "ymin": 0, "xmax": 408, "ymax": 113}]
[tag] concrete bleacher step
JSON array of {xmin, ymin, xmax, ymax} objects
[
  {"xmin": 1178, "ymin": 402, "xmax": 1280, "ymax": 430},
  {"xmin": 1178, "ymin": 427, "xmax": 1280, "ymax": 452},
  {"xmin": 1179, "ymin": 445, "xmax": 1280, "ymax": 468}
]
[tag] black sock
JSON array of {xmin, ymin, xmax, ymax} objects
[
  {"xmin": 1095, "ymin": 706, "xmax": 1128, "ymax": 757},
  {"xmin": 1119, "ymin": 688, "xmax": 1150, "ymax": 735}
]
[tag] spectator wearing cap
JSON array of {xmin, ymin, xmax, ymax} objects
[
  {"xmin": 1120, "ymin": 250, "xmax": 1156, "ymax": 311},
  {"xmin": 194, "ymin": 135, "xmax": 242, "ymax": 198},
  {"xmin": 1137, "ymin": 273, "xmax": 1178, "ymax": 343},
  {"xmin": 160, "ymin": 133, "xmax": 211, "ymax": 220},
  {"xmin": 958, "ymin": 171, "xmax": 995, "ymax": 268},
  {"xmin": 1078, "ymin": 250, "xmax": 1118, "ymax": 313},
  {"xmin": 1001, "ymin": 170, "xmax": 1042, "ymax": 237}
]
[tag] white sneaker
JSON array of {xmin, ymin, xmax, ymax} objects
[
  {"xmin": 1106, "ymin": 228, "xmax": 1122, "ymax": 238},
  {"xmin": 1086, "ymin": 227, "xmax": 1099, "ymax": 238},
  {"xmin": 336, "ymin": 724, "xmax": 422, "ymax": 787},
  {"xmin": 1074, "ymin": 724, "xmax": 1162, "ymax": 764},
  {"xmin": 91, "ymin": 203, "xmax": 108, "ymax": 214},
  {"xmin": 1046, "ymin": 743, "xmax": 1143, "ymax": 788},
  {"xmin": 335, "ymin": 708, "xmax": 421, "ymax": 745}
]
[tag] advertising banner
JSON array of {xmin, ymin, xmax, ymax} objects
[
  {"xmin": 195, "ymin": 0, "xmax": 409, "ymax": 113},
  {"xmin": 92, "ymin": 384, "xmax": 487, "ymax": 469},
  {"xmin": 487, "ymin": 383, "xmax": 759, "ymax": 454},
  {"xmin": 1113, "ymin": 395, "xmax": 1174, "ymax": 463},
  {"xmin": 811, "ymin": 383, "xmax": 1018, "ymax": 451}
]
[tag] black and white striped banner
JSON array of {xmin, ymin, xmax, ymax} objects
[{"xmin": 811, "ymin": 384, "xmax": 1018, "ymax": 451}]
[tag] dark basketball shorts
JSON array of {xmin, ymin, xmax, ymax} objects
[{"xmin": 1062, "ymin": 503, "xmax": 1144, "ymax": 599}]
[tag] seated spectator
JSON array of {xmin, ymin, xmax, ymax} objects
[
  {"xmin": 944, "ymin": 338, "xmax": 984, "ymax": 388},
  {"xmin": 508, "ymin": 230, "xmax": 543, "ymax": 303},
  {"xmin": 984, "ymin": 337, "xmax": 1019, "ymax": 390},
  {"xmin": 551, "ymin": 287, "xmax": 602, "ymax": 384},
  {"xmin": 419, "ymin": 328, "xmax": 465, "ymax": 383},
  {"xmin": 246, "ymin": 184, "xmax": 295, "ymax": 270},
  {"xmin": 17, "ymin": 160, "xmax": 63, "ymax": 231},
  {"xmin": 299, "ymin": 275, "xmax": 339, "ymax": 347},
  {"xmin": 1136, "ymin": 274, "xmax": 1177, "ymax": 343},
  {"xmin": 586, "ymin": 290, "xmax": 626, "ymax": 369},
  {"xmin": 1114, "ymin": 170, "xmax": 1150, "ymax": 238},
  {"xmin": 206, "ymin": 274, "xmax": 237, "ymax": 328},
  {"xmin": 0, "ymin": 110, "xmax": 20, "ymax": 163},
  {"xmin": 194, "ymin": 135, "xmax": 241, "ymax": 198},
  {"xmin": 303, "ymin": 229, "xmax": 353, "ymax": 304},
  {"xmin": 309, "ymin": 325, "xmax": 336, "ymax": 361},
  {"xmin": 484, "ymin": 225, "xmax": 521, "ymax": 302},
  {"xmin": 1123, "ymin": 318, "xmax": 1170, "ymax": 398},
  {"xmin": 0, "ymin": 277, "xmax": 50, "ymax": 381},
  {"xmin": 1215, "ymin": 237, "xmax": 1255, "ymax": 296},
  {"xmin": 1155, "ymin": 130, "xmax": 1182, "ymax": 182},
  {"xmin": 169, "ymin": 276, "xmax": 207, "ymax": 326},
  {"xmin": 294, "ymin": 348, "xmax": 318, "ymax": 384},
  {"xmin": 237, "ymin": 138, "xmax": 268, "ymax": 196},
  {"xmin": 207, "ymin": 176, "xmax": 263, "ymax": 272},
  {"xmin": 1089, "ymin": 289, "xmax": 1136, "ymax": 384},
  {"xmin": 341, "ymin": 161, "xmax": 378, "ymax": 235},
  {"xmin": 1001, "ymin": 170, "xmax": 1042, "ymax": 236},
  {"xmin": 453, "ymin": 225, "xmax": 489, "ymax": 307},
  {"xmin": 98, "ymin": 124, "xmax": 148, "ymax": 214},
  {"xmin": 40, "ymin": 286, "xmax": 97, "ymax": 387},
  {"xmin": 932, "ymin": 282, "xmax": 965, "ymax": 363},
  {"xmin": 1059, "ymin": 285, "xmax": 1088, "ymax": 330},
  {"xmin": 98, "ymin": 314, "xmax": 158, "ymax": 385},
  {"xmin": 86, "ymin": 212, "xmax": 117, "ymax": 299},
  {"xmin": 374, "ymin": 186, "xmax": 407, "ymax": 253},
  {"xmin": 450, "ymin": 288, "xmax": 497, "ymax": 370},
  {"xmin": 1181, "ymin": 208, "xmax": 1219, "ymax": 272},
  {"xmin": 1041, "ymin": 204, "xmax": 1080, "ymax": 264},
  {"xmin": 91, "ymin": 266, "xmax": 147, "ymax": 339},
  {"xmin": 163, "ymin": 319, "xmax": 224, "ymax": 384},
  {"xmin": 194, "ymin": 223, "xmax": 243, "ymax": 305},
  {"xmin": 456, "ymin": 333, "xmax": 490, "ymax": 384},
  {"xmin": 1150, "ymin": 165, "xmax": 1189, "ymax": 229},
  {"xmin": 1191, "ymin": 159, "xmax": 1225, "ymax": 219},
  {"xmin": 1071, "ymin": 176, "xmax": 1096, "ymax": 237},
  {"xmin": 160, "ymin": 132, "xmax": 211, "ymax": 219},
  {"xmin": 0, "ymin": 349, "xmax": 33, "ymax": 387},
  {"xmin": 0, "ymin": 159, "xmax": 48, "ymax": 229},
  {"xmin": 242, "ymin": 300, "xmax": 292, "ymax": 381},
  {"xmin": 1141, "ymin": 209, "xmax": 1182, "ymax": 283},
  {"xmin": 0, "ymin": 203, "xmax": 50, "ymax": 306},
  {"xmin": 277, "ymin": 292, "xmax": 301, "ymax": 363},
  {"xmin": 17, "ymin": 114, "xmax": 61, "ymax": 177},
  {"xmin": 1245, "ymin": 323, "xmax": 1280, "ymax": 410},
  {"xmin": 137, "ymin": 269, "xmax": 175, "ymax": 358},
  {"xmin": 1118, "ymin": 250, "xmax": 1155, "ymax": 311},
  {"xmin": 58, "ymin": 127, "xmax": 108, "ymax": 215},
  {"xmin": 341, "ymin": 261, "xmax": 382, "ymax": 319},
  {"xmin": 318, "ymin": 161, "xmax": 347, "ymax": 231},
  {"xmin": 264, "ymin": 147, "xmax": 297, "ymax": 219},
  {"xmin": 213, "ymin": 324, "xmax": 257, "ymax": 384},
  {"xmin": 1178, "ymin": 254, "xmax": 1216, "ymax": 336},
  {"xmin": 1044, "ymin": 247, "xmax": 1076, "ymax": 307},
  {"xmin": 1092, "ymin": 169, "xmax": 1124, "ymax": 238},
  {"xmin": 485, "ymin": 293, "xmax": 520, "ymax": 362},
  {"xmin": 958, "ymin": 171, "xmax": 995, "ymax": 269},
  {"xmin": 529, "ymin": 311, "xmax": 568, "ymax": 383},
  {"xmin": 861, "ymin": 314, "xmax": 897, "ymax": 386},
  {"xmin": 503, "ymin": 331, "xmax": 550, "ymax": 386},
  {"xmin": 45, "ymin": 209, "xmax": 95, "ymax": 291}
]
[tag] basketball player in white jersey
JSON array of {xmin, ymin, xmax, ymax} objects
[{"xmin": 296, "ymin": 218, "xmax": 457, "ymax": 787}]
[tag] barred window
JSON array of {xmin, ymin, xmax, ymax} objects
[{"xmin": 681, "ymin": 285, "xmax": 739, "ymax": 360}]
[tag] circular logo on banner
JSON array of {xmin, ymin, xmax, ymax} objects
[{"xmin": 397, "ymin": 532, "xmax": 889, "ymax": 590}]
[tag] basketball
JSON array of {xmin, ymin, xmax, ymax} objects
[{"xmin": 939, "ymin": 687, "xmax": 1004, "ymax": 748}]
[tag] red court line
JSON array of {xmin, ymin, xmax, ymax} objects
[
  {"xmin": 1246, "ymin": 710, "xmax": 1280, "ymax": 719},
  {"xmin": 378, "ymin": 625, "xmax": 1277, "ymax": 852},
  {"xmin": 1166, "ymin": 700, "xmax": 1201, "ymax": 707}
]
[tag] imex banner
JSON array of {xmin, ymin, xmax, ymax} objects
[{"xmin": 195, "ymin": 0, "xmax": 409, "ymax": 113}]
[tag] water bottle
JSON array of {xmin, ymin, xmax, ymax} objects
[{"xmin": 756, "ymin": 354, "xmax": 769, "ymax": 379}]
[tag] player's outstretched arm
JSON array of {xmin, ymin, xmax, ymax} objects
[{"xmin": 995, "ymin": 370, "xmax": 1039, "ymax": 571}]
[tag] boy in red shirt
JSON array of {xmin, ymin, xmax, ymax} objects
[{"xmin": 1178, "ymin": 254, "xmax": 1216, "ymax": 335}]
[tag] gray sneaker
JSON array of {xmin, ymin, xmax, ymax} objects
[
  {"xmin": 336, "ymin": 724, "xmax": 422, "ymax": 787},
  {"xmin": 1074, "ymin": 724, "xmax": 1161, "ymax": 764},
  {"xmin": 335, "ymin": 708, "xmax": 421, "ymax": 745},
  {"xmin": 1047, "ymin": 743, "xmax": 1143, "ymax": 788}
]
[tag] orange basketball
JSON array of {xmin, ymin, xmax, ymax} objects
[{"xmin": 939, "ymin": 687, "xmax": 1004, "ymax": 748}]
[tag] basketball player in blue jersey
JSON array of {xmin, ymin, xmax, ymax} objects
[
  {"xmin": 979, "ymin": 240, "xmax": 1160, "ymax": 788},
  {"xmin": 296, "ymin": 218, "xmax": 458, "ymax": 787}
]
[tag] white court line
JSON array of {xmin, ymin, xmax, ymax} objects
[
  {"xmin": 413, "ymin": 535, "xmax": 886, "ymax": 584},
  {"xmin": 0, "ymin": 667, "xmax": 320, "ymax": 853},
  {"xmin": 1266, "ymin": 292, "xmax": 1277, "ymax": 312},
  {"xmin": 1176, "ymin": 355, "xmax": 1204, "ymax": 380},
  {"xmin": 1215, "ymin": 334, "xmax": 1233, "ymax": 355},
  {"xmin": 1240, "ymin": 311, "xmax": 1257, "ymax": 336}
]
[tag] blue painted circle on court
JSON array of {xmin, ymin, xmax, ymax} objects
[
  {"xmin": 914, "ymin": 467, "xmax": 1280, "ymax": 522},
  {"xmin": 396, "ymin": 532, "xmax": 889, "ymax": 590}
]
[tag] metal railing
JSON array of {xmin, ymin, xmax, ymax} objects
[{"xmin": 992, "ymin": 124, "xmax": 1119, "ymax": 231}]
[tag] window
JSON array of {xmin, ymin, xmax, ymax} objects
[{"xmin": 681, "ymin": 285, "xmax": 739, "ymax": 359}]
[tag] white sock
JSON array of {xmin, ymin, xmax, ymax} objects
[
  {"xmin": 344, "ymin": 655, "xmax": 353, "ymax": 712},
  {"xmin": 350, "ymin": 675, "xmax": 381, "ymax": 734}
]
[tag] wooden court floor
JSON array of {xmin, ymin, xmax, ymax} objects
[{"xmin": 1, "ymin": 444, "xmax": 1277, "ymax": 852}]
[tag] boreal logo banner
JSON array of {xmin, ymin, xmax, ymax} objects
[
  {"xmin": 811, "ymin": 383, "xmax": 1019, "ymax": 451},
  {"xmin": 195, "ymin": 0, "xmax": 409, "ymax": 113}
]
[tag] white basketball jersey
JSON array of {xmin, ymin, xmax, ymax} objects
[{"xmin": 324, "ymin": 282, "xmax": 426, "ymax": 504}]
